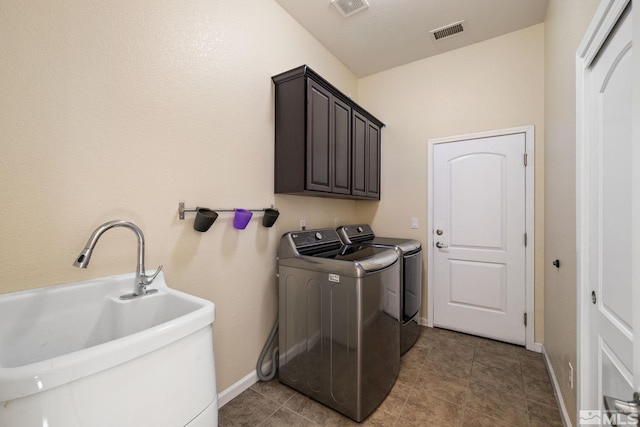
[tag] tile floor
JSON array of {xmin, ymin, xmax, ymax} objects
[{"xmin": 219, "ymin": 327, "xmax": 563, "ymax": 426}]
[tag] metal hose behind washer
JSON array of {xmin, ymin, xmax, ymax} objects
[{"xmin": 256, "ymin": 316, "xmax": 279, "ymax": 381}]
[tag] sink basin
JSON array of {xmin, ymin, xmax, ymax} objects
[{"xmin": 0, "ymin": 272, "xmax": 218, "ymax": 427}]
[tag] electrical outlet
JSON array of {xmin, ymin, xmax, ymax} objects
[
  {"xmin": 568, "ymin": 362, "xmax": 574, "ymax": 389},
  {"xmin": 334, "ymin": 218, "xmax": 340, "ymax": 228},
  {"xmin": 300, "ymin": 219, "xmax": 306, "ymax": 230},
  {"xmin": 411, "ymin": 218, "xmax": 419, "ymax": 229}
]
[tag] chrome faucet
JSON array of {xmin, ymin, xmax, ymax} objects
[{"xmin": 73, "ymin": 220, "xmax": 163, "ymax": 299}]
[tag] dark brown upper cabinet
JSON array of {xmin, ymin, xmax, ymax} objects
[{"xmin": 272, "ymin": 65, "xmax": 383, "ymax": 200}]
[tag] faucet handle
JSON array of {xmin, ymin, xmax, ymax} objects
[
  {"xmin": 126, "ymin": 265, "xmax": 163, "ymax": 300},
  {"xmin": 144, "ymin": 265, "xmax": 163, "ymax": 284}
]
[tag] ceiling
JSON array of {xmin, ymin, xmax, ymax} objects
[{"xmin": 274, "ymin": 0, "xmax": 549, "ymax": 77}]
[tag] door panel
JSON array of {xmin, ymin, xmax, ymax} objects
[
  {"xmin": 352, "ymin": 111, "xmax": 381, "ymax": 198},
  {"xmin": 352, "ymin": 112, "xmax": 367, "ymax": 196},
  {"xmin": 601, "ymin": 345, "xmax": 634, "ymax": 410},
  {"xmin": 333, "ymin": 99, "xmax": 351, "ymax": 194},
  {"xmin": 366, "ymin": 122, "xmax": 380, "ymax": 198},
  {"xmin": 450, "ymin": 154, "xmax": 506, "ymax": 249},
  {"xmin": 450, "ymin": 260, "xmax": 505, "ymax": 311},
  {"xmin": 433, "ymin": 133, "xmax": 526, "ymax": 345},
  {"xmin": 307, "ymin": 81, "xmax": 331, "ymax": 191},
  {"xmin": 585, "ymin": 5, "xmax": 636, "ymax": 417}
]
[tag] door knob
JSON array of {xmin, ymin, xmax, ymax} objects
[
  {"xmin": 435, "ymin": 242, "xmax": 448, "ymax": 249},
  {"xmin": 436, "ymin": 229, "xmax": 444, "ymax": 235}
]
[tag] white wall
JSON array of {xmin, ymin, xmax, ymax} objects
[
  {"xmin": 0, "ymin": 0, "xmax": 368, "ymax": 392},
  {"xmin": 357, "ymin": 24, "xmax": 546, "ymax": 342}
]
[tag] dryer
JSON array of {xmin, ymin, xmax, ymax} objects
[
  {"xmin": 277, "ymin": 228, "xmax": 400, "ymax": 422},
  {"xmin": 337, "ymin": 224, "xmax": 422, "ymax": 354}
]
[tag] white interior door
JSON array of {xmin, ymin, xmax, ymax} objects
[
  {"xmin": 578, "ymin": 3, "xmax": 639, "ymax": 424},
  {"xmin": 432, "ymin": 133, "xmax": 527, "ymax": 345}
]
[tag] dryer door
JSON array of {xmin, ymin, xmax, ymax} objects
[{"xmin": 403, "ymin": 250, "xmax": 422, "ymax": 323}]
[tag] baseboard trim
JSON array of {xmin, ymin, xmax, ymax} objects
[
  {"xmin": 529, "ymin": 341, "xmax": 543, "ymax": 353},
  {"xmin": 418, "ymin": 316, "xmax": 430, "ymax": 327},
  {"xmin": 217, "ymin": 369, "xmax": 259, "ymax": 408},
  {"xmin": 542, "ymin": 345, "xmax": 573, "ymax": 427}
]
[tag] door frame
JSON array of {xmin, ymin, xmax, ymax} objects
[
  {"xmin": 576, "ymin": 0, "xmax": 633, "ymax": 416},
  {"xmin": 426, "ymin": 125, "xmax": 537, "ymax": 351}
]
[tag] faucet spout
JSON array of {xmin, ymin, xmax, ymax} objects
[{"xmin": 73, "ymin": 220, "xmax": 162, "ymax": 298}]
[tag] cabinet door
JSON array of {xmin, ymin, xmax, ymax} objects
[
  {"xmin": 352, "ymin": 111, "xmax": 381, "ymax": 199},
  {"xmin": 352, "ymin": 111, "xmax": 368, "ymax": 197},
  {"xmin": 366, "ymin": 121, "xmax": 380, "ymax": 198},
  {"xmin": 307, "ymin": 80, "xmax": 332, "ymax": 192},
  {"xmin": 332, "ymin": 98, "xmax": 351, "ymax": 194}
]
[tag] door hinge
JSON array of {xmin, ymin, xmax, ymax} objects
[
  {"xmin": 524, "ymin": 312, "xmax": 528, "ymax": 326},
  {"xmin": 524, "ymin": 153, "xmax": 528, "ymax": 166},
  {"xmin": 524, "ymin": 233, "xmax": 528, "ymax": 247}
]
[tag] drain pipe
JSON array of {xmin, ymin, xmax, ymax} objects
[{"xmin": 256, "ymin": 316, "xmax": 279, "ymax": 381}]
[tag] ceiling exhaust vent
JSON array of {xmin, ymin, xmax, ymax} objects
[
  {"xmin": 430, "ymin": 20, "xmax": 465, "ymax": 41},
  {"xmin": 331, "ymin": 0, "xmax": 369, "ymax": 17}
]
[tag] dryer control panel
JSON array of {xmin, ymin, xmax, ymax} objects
[{"xmin": 337, "ymin": 224, "xmax": 375, "ymax": 244}]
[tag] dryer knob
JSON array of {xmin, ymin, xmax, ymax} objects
[{"xmin": 315, "ymin": 232, "xmax": 323, "ymax": 240}]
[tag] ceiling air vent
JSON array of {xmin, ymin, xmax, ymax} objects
[
  {"xmin": 430, "ymin": 20, "xmax": 465, "ymax": 41},
  {"xmin": 331, "ymin": 0, "xmax": 369, "ymax": 17}
]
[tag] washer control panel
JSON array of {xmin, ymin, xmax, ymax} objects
[{"xmin": 291, "ymin": 229, "xmax": 342, "ymax": 250}]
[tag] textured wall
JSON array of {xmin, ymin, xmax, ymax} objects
[
  {"xmin": 357, "ymin": 24, "xmax": 545, "ymax": 342},
  {"xmin": 0, "ymin": 0, "xmax": 367, "ymax": 392},
  {"xmin": 543, "ymin": 0, "xmax": 599, "ymax": 424}
]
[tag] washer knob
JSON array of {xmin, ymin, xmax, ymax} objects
[{"xmin": 315, "ymin": 232, "xmax": 323, "ymax": 240}]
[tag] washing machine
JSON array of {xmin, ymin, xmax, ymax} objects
[
  {"xmin": 277, "ymin": 228, "xmax": 400, "ymax": 422},
  {"xmin": 337, "ymin": 224, "xmax": 422, "ymax": 355}
]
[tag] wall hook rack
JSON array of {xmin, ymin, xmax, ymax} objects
[{"xmin": 178, "ymin": 202, "xmax": 280, "ymax": 230}]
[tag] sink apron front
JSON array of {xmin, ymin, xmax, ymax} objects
[{"xmin": 0, "ymin": 272, "xmax": 217, "ymax": 427}]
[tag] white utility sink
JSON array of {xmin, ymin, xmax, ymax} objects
[{"xmin": 0, "ymin": 272, "xmax": 218, "ymax": 427}]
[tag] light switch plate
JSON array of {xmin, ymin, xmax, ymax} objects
[{"xmin": 411, "ymin": 218, "xmax": 419, "ymax": 229}]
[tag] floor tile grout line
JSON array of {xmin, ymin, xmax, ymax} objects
[
  {"xmin": 248, "ymin": 384, "xmax": 300, "ymax": 426},
  {"xmin": 255, "ymin": 400, "xmax": 285, "ymax": 426}
]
